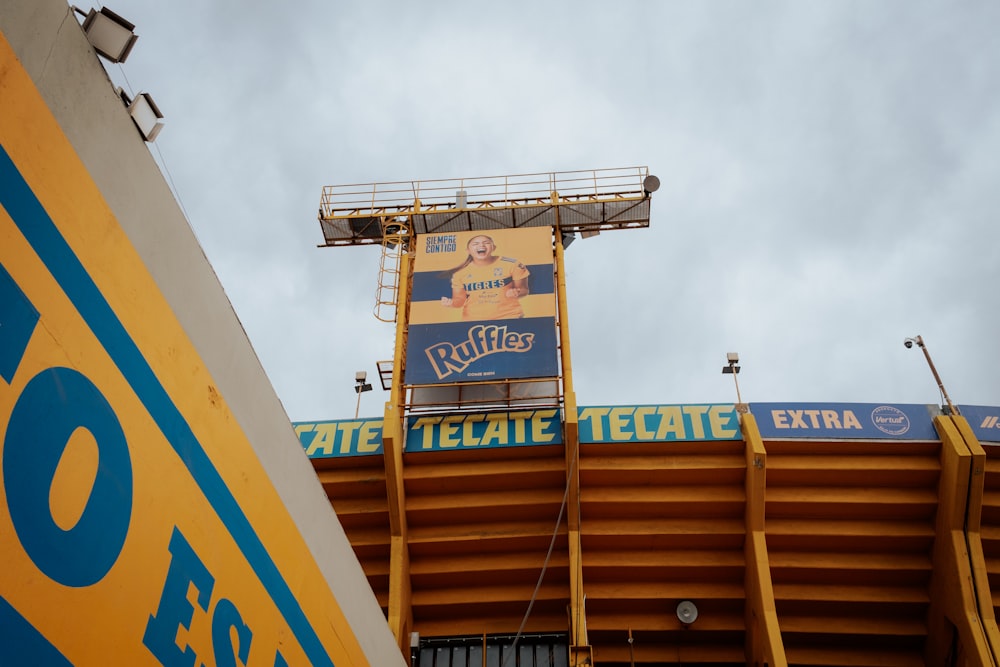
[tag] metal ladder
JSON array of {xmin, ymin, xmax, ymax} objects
[{"xmin": 374, "ymin": 219, "xmax": 409, "ymax": 322}]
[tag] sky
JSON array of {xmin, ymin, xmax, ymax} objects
[{"xmin": 93, "ymin": 0, "xmax": 1000, "ymax": 422}]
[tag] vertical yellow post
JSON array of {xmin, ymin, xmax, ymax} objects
[
  {"xmin": 925, "ymin": 415, "xmax": 996, "ymax": 665},
  {"xmin": 741, "ymin": 414, "xmax": 786, "ymax": 666},
  {"xmin": 951, "ymin": 414, "xmax": 1000, "ymax": 661},
  {"xmin": 383, "ymin": 212, "xmax": 416, "ymax": 656},
  {"xmin": 554, "ymin": 212, "xmax": 591, "ymax": 666}
]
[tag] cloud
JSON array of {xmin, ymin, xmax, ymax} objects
[{"xmin": 102, "ymin": 0, "xmax": 1000, "ymax": 419}]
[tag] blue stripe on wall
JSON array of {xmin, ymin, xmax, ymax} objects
[
  {"xmin": 0, "ymin": 145, "xmax": 336, "ymax": 667},
  {"xmin": 0, "ymin": 596, "xmax": 73, "ymax": 667},
  {"xmin": 410, "ymin": 264, "xmax": 554, "ymax": 302}
]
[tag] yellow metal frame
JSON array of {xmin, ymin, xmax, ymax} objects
[
  {"xmin": 556, "ymin": 229, "xmax": 591, "ymax": 665},
  {"xmin": 321, "ymin": 167, "xmax": 652, "ymax": 219},
  {"xmin": 926, "ymin": 415, "xmax": 1000, "ymax": 665},
  {"xmin": 322, "ymin": 169, "xmax": 656, "ymax": 662},
  {"xmin": 317, "ymin": 167, "xmax": 655, "ymax": 247},
  {"xmin": 741, "ymin": 414, "xmax": 787, "ymax": 666},
  {"xmin": 373, "ymin": 189, "xmax": 594, "ymax": 659},
  {"xmin": 382, "ymin": 241, "xmax": 412, "ymax": 654}
]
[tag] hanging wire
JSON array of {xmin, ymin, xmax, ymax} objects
[
  {"xmin": 114, "ymin": 64, "xmax": 195, "ymax": 231},
  {"xmin": 501, "ymin": 435, "xmax": 581, "ymax": 667}
]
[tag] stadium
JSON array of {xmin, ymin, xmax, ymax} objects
[{"xmin": 3, "ymin": 3, "xmax": 1000, "ymax": 667}]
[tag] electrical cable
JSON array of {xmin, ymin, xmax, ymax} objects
[
  {"xmin": 115, "ymin": 64, "xmax": 195, "ymax": 233},
  {"xmin": 501, "ymin": 434, "xmax": 581, "ymax": 667}
]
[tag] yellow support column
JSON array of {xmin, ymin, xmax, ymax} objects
[
  {"xmin": 953, "ymin": 414, "xmax": 1000, "ymax": 661},
  {"xmin": 555, "ymin": 229, "xmax": 591, "ymax": 666},
  {"xmin": 926, "ymin": 415, "xmax": 997, "ymax": 666},
  {"xmin": 383, "ymin": 237, "xmax": 413, "ymax": 656},
  {"xmin": 740, "ymin": 413, "xmax": 787, "ymax": 666}
]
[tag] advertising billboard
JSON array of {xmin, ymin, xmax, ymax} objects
[
  {"xmin": 296, "ymin": 418, "xmax": 385, "ymax": 457},
  {"xmin": 407, "ymin": 410, "xmax": 562, "ymax": 451},
  {"xmin": 578, "ymin": 404, "xmax": 741, "ymax": 443},
  {"xmin": 752, "ymin": 402, "xmax": 939, "ymax": 440},
  {"xmin": 293, "ymin": 405, "xmax": 744, "ymax": 457},
  {"xmin": 959, "ymin": 405, "xmax": 1000, "ymax": 444},
  {"xmin": 405, "ymin": 227, "xmax": 559, "ymax": 385}
]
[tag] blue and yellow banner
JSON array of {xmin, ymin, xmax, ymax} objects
[
  {"xmin": 294, "ymin": 405, "xmax": 745, "ymax": 457},
  {"xmin": 406, "ymin": 410, "xmax": 562, "ymax": 451},
  {"xmin": 752, "ymin": 402, "xmax": 939, "ymax": 440},
  {"xmin": 404, "ymin": 228, "xmax": 559, "ymax": 385},
  {"xmin": 578, "ymin": 405, "xmax": 741, "ymax": 442},
  {"xmin": 959, "ymin": 405, "xmax": 1000, "ymax": 444},
  {"xmin": 295, "ymin": 419, "xmax": 384, "ymax": 457},
  {"xmin": 297, "ymin": 404, "xmax": 1000, "ymax": 454}
]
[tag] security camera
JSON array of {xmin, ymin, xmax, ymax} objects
[{"xmin": 904, "ymin": 339, "xmax": 913, "ymax": 349}]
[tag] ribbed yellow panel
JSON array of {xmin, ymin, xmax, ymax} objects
[
  {"xmin": 741, "ymin": 414, "xmax": 787, "ymax": 666},
  {"xmin": 927, "ymin": 415, "xmax": 997, "ymax": 665}
]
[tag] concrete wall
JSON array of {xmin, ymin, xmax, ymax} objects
[{"xmin": 0, "ymin": 1, "xmax": 403, "ymax": 665}]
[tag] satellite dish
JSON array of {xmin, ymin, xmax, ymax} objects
[
  {"xmin": 676, "ymin": 600, "xmax": 698, "ymax": 625},
  {"xmin": 643, "ymin": 174, "xmax": 661, "ymax": 194}
]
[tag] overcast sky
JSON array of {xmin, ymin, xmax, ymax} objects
[{"xmin": 95, "ymin": 0, "xmax": 999, "ymax": 421}]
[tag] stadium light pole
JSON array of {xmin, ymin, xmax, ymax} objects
[
  {"xmin": 904, "ymin": 335, "xmax": 958, "ymax": 415},
  {"xmin": 722, "ymin": 352, "xmax": 748, "ymax": 414},
  {"xmin": 354, "ymin": 371, "xmax": 372, "ymax": 419}
]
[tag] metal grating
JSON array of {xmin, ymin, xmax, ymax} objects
[
  {"xmin": 407, "ymin": 378, "xmax": 561, "ymax": 413},
  {"xmin": 414, "ymin": 634, "xmax": 569, "ymax": 667},
  {"xmin": 317, "ymin": 167, "xmax": 655, "ymax": 247}
]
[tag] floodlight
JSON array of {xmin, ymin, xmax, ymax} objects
[
  {"xmin": 643, "ymin": 174, "xmax": 661, "ymax": 194},
  {"xmin": 676, "ymin": 600, "xmax": 698, "ymax": 625},
  {"xmin": 81, "ymin": 7, "xmax": 138, "ymax": 63},
  {"xmin": 353, "ymin": 370, "xmax": 372, "ymax": 417},
  {"xmin": 124, "ymin": 91, "xmax": 164, "ymax": 142},
  {"xmin": 456, "ymin": 190, "xmax": 468, "ymax": 209},
  {"xmin": 722, "ymin": 352, "xmax": 747, "ymax": 413},
  {"xmin": 561, "ymin": 232, "xmax": 576, "ymax": 249}
]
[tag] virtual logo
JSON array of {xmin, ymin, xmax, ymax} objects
[{"xmin": 871, "ymin": 405, "xmax": 910, "ymax": 436}]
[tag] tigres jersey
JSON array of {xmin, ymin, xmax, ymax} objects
[{"xmin": 451, "ymin": 257, "xmax": 529, "ymax": 320}]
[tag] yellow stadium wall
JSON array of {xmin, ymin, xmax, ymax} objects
[{"xmin": 0, "ymin": 2, "xmax": 403, "ymax": 665}]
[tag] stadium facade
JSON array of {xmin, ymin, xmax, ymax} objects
[{"xmin": 4, "ymin": 3, "xmax": 1000, "ymax": 667}]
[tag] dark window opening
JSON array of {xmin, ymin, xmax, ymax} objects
[{"xmin": 412, "ymin": 633, "xmax": 568, "ymax": 667}]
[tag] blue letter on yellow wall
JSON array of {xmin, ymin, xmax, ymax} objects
[
  {"xmin": 3, "ymin": 367, "xmax": 132, "ymax": 586},
  {"xmin": 144, "ymin": 527, "xmax": 216, "ymax": 667}
]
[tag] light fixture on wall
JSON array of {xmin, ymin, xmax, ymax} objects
[
  {"xmin": 117, "ymin": 88, "xmax": 164, "ymax": 142},
  {"xmin": 354, "ymin": 371, "xmax": 372, "ymax": 418},
  {"xmin": 722, "ymin": 352, "xmax": 747, "ymax": 414},
  {"xmin": 676, "ymin": 600, "xmax": 698, "ymax": 626},
  {"xmin": 77, "ymin": 6, "xmax": 138, "ymax": 63}
]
